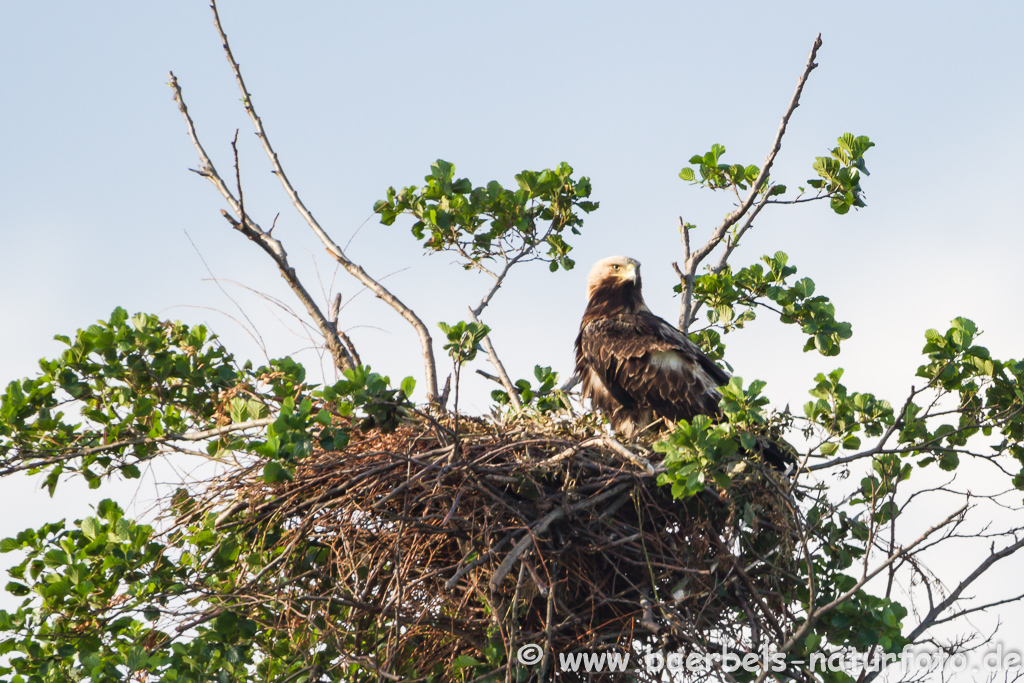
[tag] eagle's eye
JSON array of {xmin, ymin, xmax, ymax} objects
[{"xmin": 612, "ymin": 264, "xmax": 620, "ymax": 271}]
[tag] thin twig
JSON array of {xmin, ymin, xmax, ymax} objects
[
  {"xmin": 206, "ymin": 0, "xmax": 439, "ymax": 401},
  {"xmin": 168, "ymin": 72, "xmax": 357, "ymax": 374},
  {"xmin": 467, "ymin": 308, "xmax": 522, "ymax": 412},
  {"xmin": 678, "ymin": 34, "xmax": 822, "ymax": 332}
]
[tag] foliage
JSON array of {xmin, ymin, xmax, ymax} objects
[
  {"xmin": 807, "ymin": 133, "xmax": 875, "ymax": 214},
  {"xmin": 655, "ymin": 414, "xmax": 739, "ymax": 498},
  {"xmin": 0, "ymin": 309, "xmax": 415, "ymax": 492},
  {"xmin": 489, "ymin": 365, "xmax": 566, "ymax": 413},
  {"xmin": 0, "ymin": 308, "xmax": 237, "ymax": 494},
  {"xmin": 438, "ymin": 320, "xmax": 491, "ymax": 366},
  {"xmin": 679, "ymin": 251, "xmax": 853, "ymax": 357},
  {"xmin": 678, "ymin": 133, "xmax": 874, "ymax": 215},
  {"xmin": 374, "ymin": 159, "xmax": 598, "ymax": 273},
  {"xmin": 3, "ymin": 16, "xmax": 1023, "ymax": 682},
  {"xmin": 0, "ymin": 310, "xmax": 425, "ymax": 682},
  {"xmin": 679, "ymin": 143, "xmax": 780, "ymax": 195}
]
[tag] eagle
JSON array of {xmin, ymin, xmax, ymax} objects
[{"xmin": 574, "ymin": 255, "xmax": 794, "ymax": 471}]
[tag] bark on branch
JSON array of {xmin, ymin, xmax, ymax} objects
[
  {"xmin": 678, "ymin": 34, "xmax": 822, "ymax": 333},
  {"xmin": 206, "ymin": 0, "xmax": 440, "ymax": 402},
  {"xmin": 753, "ymin": 501, "xmax": 968, "ymax": 683},
  {"xmin": 169, "ymin": 73, "xmax": 357, "ymax": 376}
]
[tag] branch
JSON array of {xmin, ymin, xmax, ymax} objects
[
  {"xmin": 674, "ymin": 219, "xmax": 694, "ymax": 331},
  {"xmin": 329, "ymin": 292, "xmax": 361, "ymax": 368},
  {"xmin": 857, "ymin": 535, "xmax": 1024, "ymax": 683},
  {"xmin": 712, "ymin": 195, "xmax": 771, "ymax": 274},
  {"xmin": 1, "ymin": 417, "xmax": 276, "ymax": 477},
  {"xmin": 470, "ymin": 220, "xmax": 558, "ymax": 319},
  {"xmin": 206, "ymin": 0, "xmax": 439, "ymax": 402},
  {"xmin": 169, "ymin": 73, "xmax": 356, "ymax": 376},
  {"xmin": 600, "ymin": 435, "xmax": 656, "ymax": 476},
  {"xmin": 754, "ymin": 500, "xmax": 967, "ymax": 683},
  {"xmin": 678, "ymin": 34, "xmax": 822, "ymax": 333},
  {"xmin": 904, "ymin": 533, "xmax": 1024, "ymax": 643},
  {"xmin": 471, "ymin": 255, "xmax": 522, "ymax": 319},
  {"xmin": 467, "ymin": 308, "xmax": 523, "ymax": 412}
]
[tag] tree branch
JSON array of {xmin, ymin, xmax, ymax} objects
[
  {"xmin": 169, "ymin": 74, "xmax": 358, "ymax": 376},
  {"xmin": 754, "ymin": 500, "xmax": 967, "ymax": 683},
  {"xmin": 469, "ymin": 221, "xmax": 558, "ymax": 319},
  {"xmin": 904, "ymin": 533, "xmax": 1024, "ymax": 644},
  {"xmin": 678, "ymin": 34, "xmax": 822, "ymax": 333},
  {"xmin": 467, "ymin": 307, "xmax": 523, "ymax": 412},
  {"xmin": 206, "ymin": 0, "xmax": 439, "ymax": 402},
  {"xmin": 1, "ymin": 417, "xmax": 276, "ymax": 477},
  {"xmin": 169, "ymin": 72, "xmax": 356, "ymax": 376}
]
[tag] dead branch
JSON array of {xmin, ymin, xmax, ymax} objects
[
  {"xmin": 206, "ymin": 0, "xmax": 440, "ymax": 402},
  {"xmin": 169, "ymin": 73, "xmax": 357, "ymax": 376}
]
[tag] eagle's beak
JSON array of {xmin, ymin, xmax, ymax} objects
[{"xmin": 626, "ymin": 264, "xmax": 638, "ymax": 283}]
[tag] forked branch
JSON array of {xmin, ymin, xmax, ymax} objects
[
  {"xmin": 169, "ymin": 73, "xmax": 357, "ymax": 376},
  {"xmin": 677, "ymin": 34, "xmax": 822, "ymax": 333},
  {"xmin": 207, "ymin": 0, "xmax": 439, "ymax": 402}
]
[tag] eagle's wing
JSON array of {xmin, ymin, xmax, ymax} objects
[{"xmin": 578, "ymin": 311, "xmax": 728, "ymax": 422}]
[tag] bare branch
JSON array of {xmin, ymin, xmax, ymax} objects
[
  {"xmin": 904, "ymin": 533, "xmax": 1024, "ymax": 643},
  {"xmin": 679, "ymin": 216, "xmax": 691, "ymax": 262},
  {"xmin": 471, "ymin": 255, "xmax": 522, "ymax": 319},
  {"xmin": 712, "ymin": 193, "xmax": 771, "ymax": 274},
  {"xmin": 467, "ymin": 307, "xmax": 523, "ymax": 412},
  {"xmin": 169, "ymin": 73, "xmax": 356, "ymax": 375},
  {"xmin": 328, "ymin": 292, "xmax": 361, "ymax": 368},
  {"xmin": 218, "ymin": 211, "xmax": 358, "ymax": 373},
  {"xmin": 206, "ymin": 0, "xmax": 439, "ymax": 402}
]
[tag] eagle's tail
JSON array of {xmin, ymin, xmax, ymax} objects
[{"xmin": 751, "ymin": 436, "xmax": 798, "ymax": 474}]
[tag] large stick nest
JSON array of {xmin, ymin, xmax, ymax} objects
[{"xmin": 195, "ymin": 414, "xmax": 803, "ymax": 681}]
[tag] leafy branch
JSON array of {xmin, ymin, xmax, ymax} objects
[{"xmin": 375, "ymin": 159, "xmax": 598, "ymax": 410}]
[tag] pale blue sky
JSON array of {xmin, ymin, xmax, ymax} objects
[{"xmin": 2, "ymin": 0, "xmax": 1023, "ymax": 655}]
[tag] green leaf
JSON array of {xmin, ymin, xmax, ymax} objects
[
  {"xmin": 81, "ymin": 517, "xmax": 101, "ymax": 540},
  {"xmin": 712, "ymin": 472, "xmax": 732, "ymax": 489},
  {"xmin": 453, "ymin": 655, "xmax": 480, "ymax": 671},
  {"xmin": 262, "ymin": 461, "xmax": 293, "ymax": 484}
]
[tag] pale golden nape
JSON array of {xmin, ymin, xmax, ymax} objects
[{"xmin": 585, "ymin": 255, "xmax": 640, "ymax": 298}]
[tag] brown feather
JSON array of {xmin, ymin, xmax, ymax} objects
[{"xmin": 574, "ymin": 256, "xmax": 795, "ymax": 471}]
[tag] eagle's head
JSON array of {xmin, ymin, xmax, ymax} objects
[{"xmin": 586, "ymin": 255, "xmax": 641, "ymax": 299}]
